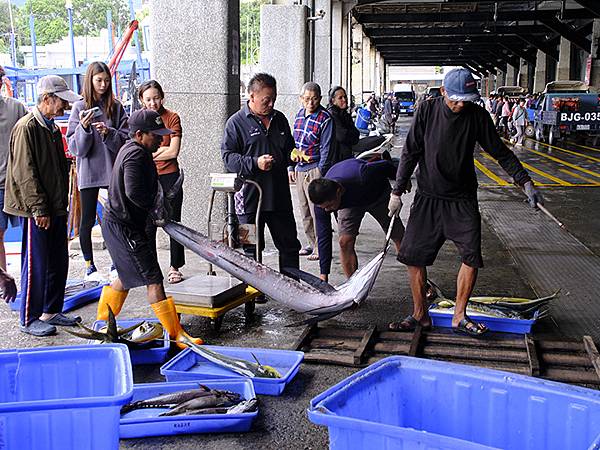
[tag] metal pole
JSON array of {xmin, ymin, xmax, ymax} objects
[
  {"xmin": 7, "ymin": 0, "xmax": 17, "ymax": 66},
  {"xmin": 107, "ymin": 9, "xmax": 118, "ymax": 96},
  {"xmin": 128, "ymin": 0, "xmax": 144, "ymax": 80},
  {"xmin": 66, "ymin": 2, "xmax": 78, "ymax": 92},
  {"xmin": 29, "ymin": 14, "xmax": 37, "ymax": 67}
]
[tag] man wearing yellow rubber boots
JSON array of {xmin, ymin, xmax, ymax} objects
[{"xmin": 97, "ymin": 109, "xmax": 201, "ymax": 348}]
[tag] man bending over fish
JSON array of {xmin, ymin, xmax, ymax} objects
[
  {"xmin": 96, "ymin": 109, "xmax": 202, "ymax": 348},
  {"xmin": 388, "ymin": 68, "xmax": 543, "ymax": 336},
  {"xmin": 308, "ymin": 158, "xmax": 406, "ymax": 283}
]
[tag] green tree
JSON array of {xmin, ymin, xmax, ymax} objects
[
  {"xmin": 240, "ymin": 0, "xmax": 267, "ymax": 66},
  {"xmin": 15, "ymin": 0, "xmax": 129, "ymax": 47},
  {"xmin": 0, "ymin": 2, "xmax": 22, "ymax": 55}
]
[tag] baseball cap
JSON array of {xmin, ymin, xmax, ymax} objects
[
  {"xmin": 129, "ymin": 109, "xmax": 173, "ymax": 136},
  {"xmin": 443, "ymin": 68, "xmax": 480, "ymax": 102},
  {"xmin": 37, "ymin": 75, "xmax": 82, "ymax": 102}
]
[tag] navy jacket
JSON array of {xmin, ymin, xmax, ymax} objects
[
  {"xmin": 315, "ymin": 158, "xmax": 396, "ymax": 275},
  {"xmin": 221, "ymin": 103, "xmax": 295, "ymax": 214}
]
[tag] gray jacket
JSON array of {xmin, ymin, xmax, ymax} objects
[
  {"xmin": 66, "ymin": 99, "xmax": 129, "ymax": 189},
  {"xmin": 0, "ymin": 96, "xmax": 28, "ymax": 187}
]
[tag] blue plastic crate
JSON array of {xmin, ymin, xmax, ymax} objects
[
  {"xmin": 308, "ymin": 356, "xmax": 600, "ymax": 450},
  {"xmin": 10, "ymin": 279, "xmax": 106, "ymax": 312},
  {"xmin": 120, "ymin": 380, "xmax": 257, "ymax": 438},
  {"xmin": 160, "ymin": 345, "xmax": 304, "ymax": 396},
  {"xmin": 429, "ymin": 305, "xmax": 537, "ymax": 334},
  {"xmin": 91, "ymin": 319, "xmax": 169, "ymax": 365},
  {"xmin": 0, "ymin": 344, "xmax": 133, "ymax": 450}
]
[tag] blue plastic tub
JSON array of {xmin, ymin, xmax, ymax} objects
[
  {"xmin": 308, "ymin": 356, "xmax": 600, "ymax": 450},
  {"xmin": 11, "ymin": 279, "xmax": 106, "ymax": 312},
  {"xmin": 160, "ymin": 345, "xmax": 304, "ymax": 396},
  {"xmin": 120, "ymin": 380, "xmax": 257, "ymax": 438},
  {"xmin": 355, "ymin": 107, "xmax": 371, "ymax": 131},
  {"xmin": 429, "ymin": 306, "xmax": 537, "ymax": 334},
  {"xmin": 0, "ymin": 344, "xmax": 133, "ymax": 450},
  {"xmin": 91, "ymin": 319, "xmax": 169, "ymax": 365}
]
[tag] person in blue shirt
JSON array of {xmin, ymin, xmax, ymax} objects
[{"xmin": 308, "ymin": 158, "xmax": 406, "ymax": 282}]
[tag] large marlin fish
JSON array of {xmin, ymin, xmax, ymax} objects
[{"xmin": 152, "ymin": 173, "xmax": 393, "ymax": 322}]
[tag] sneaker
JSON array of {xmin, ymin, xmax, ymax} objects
[
  {"xmin": 85, "ymin": 264, "xmax": 107, "ymax": 282},
  {"xmin": 299, "ymin": 246, "xmax": 313, "ymax": 256},
  {"xmin": 20, "ymin": 319, "xmax": 57, "ymax": 337},
  {"xmin": 41, "ymin": 313, "xmax": 82, "ymax": 327}
]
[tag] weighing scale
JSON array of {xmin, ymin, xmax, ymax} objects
[{"xmin": 165, "ymin": 173, "xmax": 263, "ymax": 330}]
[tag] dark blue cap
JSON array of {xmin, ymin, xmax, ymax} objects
[
  {"xmin": 129, "ymin": 109, "xmax": 173, "ymax": 135},
  {"xmin": 443, "ymin": 68, "xmax": 480, "ymax": 102}
]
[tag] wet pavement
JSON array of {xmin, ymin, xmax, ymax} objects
[{"xmin": 0, "ymin": 115, "xmax": 598, "ymax": 449}]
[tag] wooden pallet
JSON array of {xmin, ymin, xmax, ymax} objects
[{"xmin": 292, "ymin": 324, "xmax": 600, "ymax": 387}]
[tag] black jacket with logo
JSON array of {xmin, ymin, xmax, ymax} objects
[{"xmin": 221, "ymin": 103, "xmax": 295, "ymax": 215}]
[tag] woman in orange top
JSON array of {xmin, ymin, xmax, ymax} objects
[{"xmin": 139, "ymin": 80, "xmax": 185, "ymax": 283}]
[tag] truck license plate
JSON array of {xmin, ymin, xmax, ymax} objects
[{"xmin": 577, "ymin": 124, "xmax": 591, "ymax": 130}]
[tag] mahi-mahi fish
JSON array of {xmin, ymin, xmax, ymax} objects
[{"xmin": 151, "ymin": 171, "xmax": 393, "ymax": 323}]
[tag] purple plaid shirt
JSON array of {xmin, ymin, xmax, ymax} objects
[{"xmin": 292, "ymin": 105, "xmax": 334, "ymax": 174}]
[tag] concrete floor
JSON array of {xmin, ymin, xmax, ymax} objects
[{"xmin": 1, "ymin": 115, "xmax": 599, "ymax": 449}]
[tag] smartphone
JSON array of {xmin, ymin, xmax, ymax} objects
[{"xmin": 83, "ymin": 106, "xmax": 103, "ymax": 118}]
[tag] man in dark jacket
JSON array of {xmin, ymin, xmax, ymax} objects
[
  {"xmin": 327, "ymin": 86, "xmax": 359, "ymax": 162},
  {"xmin": 388, "ymin": 68, "xmax": 543, "ymax": 336},
  {"xmin": 5, "ymin": 75, "xmax": 82, "ymax": 336},
  {"xmin": 221, "ymin": 73, "xmax": 301, "ymax": 272},
  {"xmin": 97, "ymin": 109, "xmax": 202, "ymax": 349},
  {"xmin": 308, "ymin": 158, "xmax": 405, "ymax": 282}
]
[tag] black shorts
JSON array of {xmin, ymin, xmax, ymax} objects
[
  {"xmin": 398, "ymin": 193, "xmax": 483, "ymax": 268},
  {"xmin": 102, "ymin": 219, "xmax": 163, "ymax": 290}
]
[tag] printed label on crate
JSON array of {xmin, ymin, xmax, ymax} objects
[
  {"xmin": 0, "ymin": 416, "xmax": 6, "ymax": 450},
  {"xmin": 173, "ymin": 421, "xmax": 192, "ymax": 430}
]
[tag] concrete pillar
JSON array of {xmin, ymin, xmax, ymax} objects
[
  {"xmin": 496, "ymin": 69, "xmax": 506, "ymax": 89},
  {"xmin": 341, "ymin": 11, "xmax": 350, "ymax": 91},
  {"xmin": 557, "ymin": 37, "xmax": 572, "ymax": 80},
  {"xmin": 369, "ymin": 45, "xmax": 377, "ymax": 92},
  {"xmin": 534, "ymin": 50, "xmax": 547, "ymax": 93},
  {"xmin": 362, "ymin": 30, "xmax": 372, "ymax": 96},
  {"xmin": 260, "ymin": 4, "xmax": 309, "ymax": 122},
  {"xmin": 351, "ymin": 22, "xmax": 363, "ymax": 103},
  {"xmin": 378, "ymin": 52, "xmax": 385, "ymax": 94},
  {"xmin": 518, "ymin": 58, "xmax": 529, "ymax": 89},
  {"xmin": 150, "ymin": 0, "xmax": 239, "ymax": 230},
  {"xmin": 589, "ymin": 19, "xmax": 600, "ymax": 90},
  {"xmin": 313, "ymin": 0, "xmax": 332, "ymax": 91},
  {"xmin": 505, "ymin": 65, "xmax": 516, "ymax": 85},
  {"xmin": 331, "ymin": 1, "xmax": 343, "ymax": 87}
]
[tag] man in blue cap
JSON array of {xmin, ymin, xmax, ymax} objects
[{"xmin": 387, "ymin": 68, "xmax": 543, "ymax": 337}]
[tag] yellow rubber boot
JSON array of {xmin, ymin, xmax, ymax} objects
[
  {"xmin": 96, "ymin": 285, "xmax": 129, "ymax": 321},
  {"xmin": 151, "ymin": 297, "xmax": 203, "ymax": 349}
]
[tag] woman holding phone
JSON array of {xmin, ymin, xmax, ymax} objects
[
  {"xmin": 138, "ymin": 80, "xmax": 185, "ymax": 284},
  {"xmin": 67, "ymin": 61, "xmax": 129, "ymax": 281}
]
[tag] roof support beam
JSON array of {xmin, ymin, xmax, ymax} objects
[
  {"xmin": 572, "ymin": 0, "xmax": 600, "ymax": 17},
  {"xmin": 540, "ymin": 17, "xmax": 592, "ymax": 53},
  {"xmin": 365, "ymin": 25, "xmax": 550, "ymax": 38},
  {"xmin": 499, "ymin": 43, "xmax": 536, "ymax": 65},
  {"xmin": 356, "ymin": 10, "xmax": 591, "ymax": 25},
  {"xmin": 515, "ymin": 34, "xmax": 559, "ymax": 61}
]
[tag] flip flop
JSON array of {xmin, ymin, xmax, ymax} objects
[
  {"xmin": 453, "ymin": 316, "xmax": 489, "ymax": 337},
  {"xmin": 388, "ymin": 315, "xmax": 432, "ymax": 332}
]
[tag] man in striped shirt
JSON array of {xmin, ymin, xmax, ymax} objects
[{"xmin": 290, "ymin": 82, "xmax": 335, "ymax": 261}]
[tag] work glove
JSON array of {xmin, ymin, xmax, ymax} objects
[
  {"xmin": 523, "ymin": 181, "xmax": 544, "ymax": 208},
  {"xmin": 388, "ymin": 193, "xmax": 403, "ymax": 218}
]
